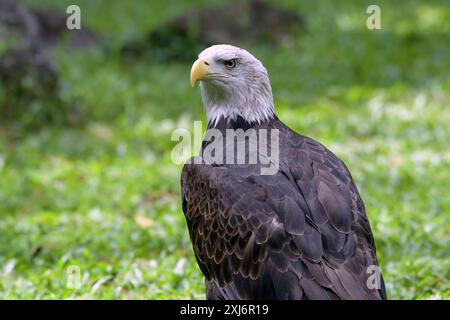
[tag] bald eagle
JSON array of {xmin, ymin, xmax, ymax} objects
[{"xmin": 181, "ymin": 45, "xmax": 386, "ymax": 300}]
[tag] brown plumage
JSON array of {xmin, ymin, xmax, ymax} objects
[{"xmin": 181, "ymin": 45, "xmax": 386, "ymax": 300}]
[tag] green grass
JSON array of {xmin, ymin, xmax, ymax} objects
[{"xmin": 1, "ymin": 0, "xmax": 449, "ymax": 299}]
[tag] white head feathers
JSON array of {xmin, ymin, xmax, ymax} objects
[{"xmin": 194, "ymin": 45, "xmax": 275, "ymax": 126}]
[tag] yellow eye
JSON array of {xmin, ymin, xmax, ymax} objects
[{"xmin": 224, "ymin": 59, "xmax": 237, "ymax": 69}]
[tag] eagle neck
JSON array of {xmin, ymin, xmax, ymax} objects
[{"xmin": 200, "ymin": 78, "xmax": 275, "ymax": 126}]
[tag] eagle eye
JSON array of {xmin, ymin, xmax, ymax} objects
[{"xmin": 223, "ymin": 59, "xmax": 237, "ymax": 69}]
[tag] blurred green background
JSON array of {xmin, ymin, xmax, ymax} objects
[{"xmin": 0, "ymin": 0, "xmax": 449, "ymax": 299}]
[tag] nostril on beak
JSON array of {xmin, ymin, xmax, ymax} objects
[{"xmin": 204, "ymin": 61, "xmax": 210, "ymax": 66}]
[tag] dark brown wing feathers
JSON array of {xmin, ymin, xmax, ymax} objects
[{"xmin": 181, "ymin": 119, "xmax": 386, "ymax": 300}]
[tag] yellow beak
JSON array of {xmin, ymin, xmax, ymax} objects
[{"xmin": 190, "ymin": 58, "xmax": 211, "ymax": 87}]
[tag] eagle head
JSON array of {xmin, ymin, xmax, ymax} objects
[{"xmin": 190, "ymin": 44, "xmax": 275, "ymax": 126}]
